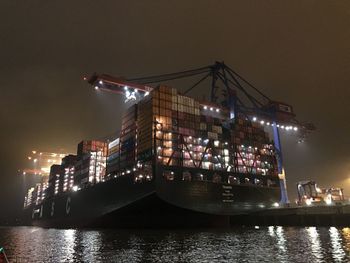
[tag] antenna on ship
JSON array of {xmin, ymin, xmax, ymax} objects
[{"xmin": 85, "ymin": 61, "xmax": 315, "ymax": 205}]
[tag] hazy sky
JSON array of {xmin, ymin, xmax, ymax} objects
[{"xmin": 1, "ymin": 0, "xmax": 350, "ymax": 218}]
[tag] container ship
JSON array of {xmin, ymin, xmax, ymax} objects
[{"xmin": 22, "ymin": 62, "xmax": 311, "ymax": 228}]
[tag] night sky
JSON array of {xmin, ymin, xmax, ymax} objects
[{"xmin": 1, "ymin": 1, "xmax": 350, "ymax": 220}]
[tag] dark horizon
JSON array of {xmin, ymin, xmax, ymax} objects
[{"xmin": 1, "ymin": 1, "xmax": 350, "ymax": 221}]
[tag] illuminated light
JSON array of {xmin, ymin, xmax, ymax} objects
[
  {"xmin": 124, "ymin": 86, "xmax": 128, "ymax": 91},
  {"xmin": 144, "ymin": 91, "xmax": 149, "ymax": 97},
  {"xmin": 188, "ymin": 136, "xmax": 192, "ymax": 139},
  {"xmin": 33, "ymin": 159, "xmax": 38, "ymax": 163},
  {"xmin": 281, "ymin": 125, "xmax": 285, "ymax": 129},
  {"xmin": 260, "ymin": 120, "xmax": 265, "ymax": 125},
  {"xmin": 276, "ymin": 124, "xmax": 280, "ymax": 128},
  {"xmin": 305, "ymin": 199, "xmax": 312, "ymax": 206},
  {"xmin": 273, "ymin": 202, "xmax": 280, "ymax": 207},
  {"xmin": 133, "ymin": 168, "xmax": 136, "ymax": 171},
  {"xmin": 241, "ymin": 145, "xmax": 245, "ymax": 148},
  {"xmin": 28, "ymin": 156, "xmax": 32, "ymax": 160},
  {"xmin": 99, "ymin": 80, "xmax": 103, "ymax": 85},
  {"xmin": 285, "ymin": 126, "xmax": 290, "ymax": 131},
  {"xmin": 94, "ymin": 86, "xmax": 99, "ymax": 90},
  {"xmin": 157, "ymin": 146, "xmax": 162, "ymax": 150},
  {"xmin": 293, "ymin": 127, "xmax": 298, "ymax": 131},
  {"xmin": 203, "ymin": 106, "xmax": 208, "ymax": 110},
  {"xmin": 198, "ymin": 138, "xmax": 202, "ymax": 141},
  {"xmin": 122, "ymin": 172, "xmax": 125, "ymax": 175},
  {"xmin": 126, "ymin": 170, "xmax": 131, "ymax": 174},
  {"xmin": 210, "ymin": 107, "xmax": 214, "ymax": 111},
  {"xmin": 266, "ymin": 122, "xmax": 270, "ymax": 126},
  {"xmin": 224, "ymin": 142, "xmax": 228, "ymax": 145},
  {"xmin": 326, "ymin": 194, "xmax": 332, "ymax": 205},
  {"xmin": 23, "ymin": 172, "xmax": 26, "ymax": 175},
  {"xmin": 255, "ymin": 226, "xmax": 260, "ymax": 229},
  {"xmin": 158, "ymin": 156, "xmax": 162, "ymax": 159},
  {"xmin": 252, "ymin": 117, "xmax": 257, "ymax": 122},
  {"xmin": 216, "ymin": 108, "xmax": 220, "ymax": 113},
  {"xmin": 134, "ymin": 89, "xmax": 138, "ymax": 93},
  {"xmin": 32, "ymin": 151, "xmax": 36, "ymax": 154}
]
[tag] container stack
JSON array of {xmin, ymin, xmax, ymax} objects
[
  {"xmin": 39, "ymin": 176, "xmax": 49, "ymax": 202},
  {"xmin": 137, "ymin": 94, "xmax": 153, "ymax": 162},
  {"xmin": 135, "ymin": 85, "xmax": 229, "ymax": 170},
  {"xmin": 231, "ymin": 116, "xmax": 270, "ymax": 148},
  {"xmin": 23, "ymin": 187, "xmax": 35, "ymax": 208},
  {"xmin": 47, "ymin": 164, "xmax": 62, "ymax": 197},
  {"xmin": 75, "ymin": 140, "xmax": 108, "ymax": 188},
  {"xmin": 61, "ymin": 155, "xmax": 77, "ymax": 192},
  {"xmin": 120, "ymin": 104, "xmax": 138, "ymax": 169},
  {"xmin": 106, "ymin": 137, "xmax": 120, "ymax": 175},
  {"xmin": 77, "ymin": 140, "xmax": 108, "ymax": 157},
  {"xmin": 231, "ymin": 115, "xmax": 278, "ymax": 176},
  {"xmin": 132, "ymin": 85, "xmax": 278, "ymax": 178}
]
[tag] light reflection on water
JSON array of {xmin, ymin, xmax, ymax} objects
[
  {"xmin": 306, "ymin": 227, "xmax": 323, "ymax": 262},
  {"xmin": 0, "ymin": 226, "xmax": 350, "ymax": 262}
]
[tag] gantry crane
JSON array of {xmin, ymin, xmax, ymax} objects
[{"xmin": 86, "ymin": 61, "xmax": 315, "ymax": 204}]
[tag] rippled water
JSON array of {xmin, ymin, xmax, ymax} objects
[{"xmin": 0, "ymin": 226, "xmax": 350, "ymax": 262}]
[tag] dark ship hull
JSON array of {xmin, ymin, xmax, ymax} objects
[{"xmin": 24, "ymin": 165, "xmax": 281, "ymax": 228}]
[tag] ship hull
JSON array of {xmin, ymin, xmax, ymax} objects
[{"xmin": 23, "ymin": 169, "xmax": 280, "ymax": 228}]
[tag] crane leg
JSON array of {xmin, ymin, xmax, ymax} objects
[{"xmin": 272, "ymin": 122, "xmax": 289, "ymax": 204}]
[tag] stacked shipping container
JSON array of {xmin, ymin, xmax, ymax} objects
[
  {"xmin": 134, "ymin": 85, "xmax": 278, "ymax": 184},
  {"xmin": 106, "ymin": 137, "xmax": 120, "ymax": 175},
  {"xmin": 75, "ymin": 140, "xmax": 107, "ymax": 187},
  {"xmin": 120, "ymin": 105, "xmax": 138, "ymax": 169}
]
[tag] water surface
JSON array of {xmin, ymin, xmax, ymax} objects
[{"xmin": 0, "ymin": 226, "xmax": 350, "ymax": 262}]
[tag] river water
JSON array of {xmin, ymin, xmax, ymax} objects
[{"xmin": 0, "ymin": 226, "xmax": 349, "ymax": 262}]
